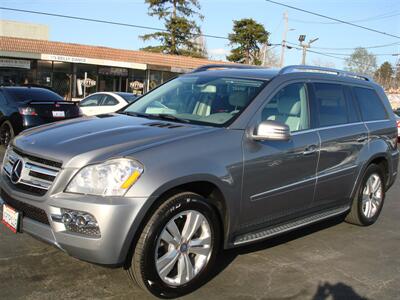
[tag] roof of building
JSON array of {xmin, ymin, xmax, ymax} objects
[{"xmin": 0, "ymin": 36, "xmax": 232, "ymax": 70}]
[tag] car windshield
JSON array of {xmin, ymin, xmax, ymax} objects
[{"xmin": 123, "ymin": 75, "xmax": 265, "ymax": 126}]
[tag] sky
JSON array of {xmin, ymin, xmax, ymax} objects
[{"xmin": 1, "ymin": 0, "xmax": 400, "ymax": 69}]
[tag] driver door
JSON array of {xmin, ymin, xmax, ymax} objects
[{"xmin": 241, "ymin": 82, "xmax": 320, "ymax": 230}]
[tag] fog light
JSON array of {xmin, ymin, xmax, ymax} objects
[
  {"xmin": 61, "ymin": 212, "xmax": 74, "ymax": 224},
  {"xmin": 52, "ymin": 208, "xmax": 100, "ymax": 237},
  {"xmin": 75, "ymin": 215, "xmax": 88, "ymax": 228}
]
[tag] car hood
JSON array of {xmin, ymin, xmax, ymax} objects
[{"xmin": 14, "ymin": 114, "xmax": 217, "ymax": 168}]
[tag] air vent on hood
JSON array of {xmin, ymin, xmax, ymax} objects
[{"xmin": 145, "ymin": 122, "xmax": 184, "ymax": 129}]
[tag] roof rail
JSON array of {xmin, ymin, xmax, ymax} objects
[
  {"xmin": 279, "ymin": 65, "xmax": 372, "ymax": 81},
  {"xmin": 191, "ymin": 64, "xmax": 262, "ymax": 73}
]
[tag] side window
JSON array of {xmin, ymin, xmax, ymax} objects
[
  {"xmin": 353, "ymin": 87, "xmax": 388, "ymax": 121},
  {"xmin": 314, "ymin": 83, "xmax": 348, "ymax": 127},
  {"xmin": 0, "ymin": 92, "xmax": 7, "ymax": 105},
  {"xmin": 261, "ymin": 83, "xmax": 309, "ymax": 132},
  {"xmin": 80, "ymin": 94, "xmax": 103, "ymax": 107},
  {"xmin": 101, "ymin": 95, "xmax": 119, "ymax": 106}
]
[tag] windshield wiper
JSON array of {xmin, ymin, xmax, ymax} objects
[
  {"xmin": 120, "ymin": 111, "xmax": 152, "ymax": 119},
  {"xmin": 151, "ymin": 113, "xmax": 191, "ymax": 123}
]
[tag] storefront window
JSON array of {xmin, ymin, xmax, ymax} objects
[
  {"xmin": 98, "ymin": 67, "xmax": 128, "ymax": 93},
  {"xmin": 148, "ymin": 70, "xmax": 162, "ymax": 91},
  {"xmin": 128, "ymin": 69, "xmax": 146, "ymax": 95},
  {"xmin": 75, "ymin": 64, "xmax": 98, "ymax": 98},
  {"xmin": 53, "ymin": 62, "xmax": 72, "ymax": 99},
  {"xmin": 37, "ymin": 60, "xmax": 53, "ymax": 87},
  {"xmin": 163, "ymin": 71, "xmax": 178, "ymax": 82}
]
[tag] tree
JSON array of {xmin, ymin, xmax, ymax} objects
[
  {"xmin": 227, "ymin": 18, "xmax": 269, "ymax": 65},
  {"xmin": 345, "ymin": 47, "xmax": 377, "ymax": 76},
  {"xmin": 374, "ymin": 61, "xmax": 394, "ymax": 89},
  {"xmin": 141, "ymin": 0, "xmax": 206, "ymax": 58}
]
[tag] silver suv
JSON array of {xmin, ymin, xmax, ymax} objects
[{"xmin": 1, "ymin": 65, "xmax": 398, "ymax": 298}]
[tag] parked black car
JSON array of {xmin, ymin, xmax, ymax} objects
[{"xmin": 0, "ymin": 87, "xmax": 81, "ymax": 146}]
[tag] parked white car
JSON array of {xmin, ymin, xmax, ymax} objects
[{"xmin": 79, "ymin": 92, "xmax": 138, "ymax": 116}]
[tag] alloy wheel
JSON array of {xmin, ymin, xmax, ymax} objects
[
  {"xmin": 361, "ymin": 173, "xmax": 383, "ymax": 219},
  {"xmin": 155, "ymin": 210, "xmax": 212, "ymax": 286}
]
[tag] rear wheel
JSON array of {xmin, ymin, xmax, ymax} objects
[
  {"xmin": 0, "ymin": 121, "xmax": 14, "ymax": 147},
  {"xmin": 346, "ymin": 164, "xmax": 385, "ymax": 226},
  {"xmin": 128, "ymin": 192, "xmax": 221, "ymax": 298}
]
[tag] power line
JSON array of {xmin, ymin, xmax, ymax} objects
[
  {"xmin": 265, "ymin": 0, "xmax": 400, "ymax": 39},
  {"xmin": 290, "ymin": 11, "xmax": 400, "ymax": 25},
  {"xmin": 301, "ymin": 42, "xmax": 400, "ymax": 51},
  {"xmin": 0, "ymin": 6, "xmax": 229, "ymax": 40}
]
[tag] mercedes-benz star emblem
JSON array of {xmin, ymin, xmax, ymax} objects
[{"xmin": 11, "ymin": 159, "xmax": 23, "ymax": 184}]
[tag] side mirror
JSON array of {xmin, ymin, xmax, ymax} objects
[{"xmin": 251, "ymin": 120, "xmax": 291, "ymax": 141}]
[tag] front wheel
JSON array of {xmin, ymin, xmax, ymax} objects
[
  {"xmin": 345, "ymin": 164, "xmax": 385, "ymax": 226},
  {"xmin": 128, "ymin": 192, "xmax": 221, "ymax": 298}
]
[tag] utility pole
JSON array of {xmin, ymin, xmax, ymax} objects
[
  {"xmin": 280, "ymin": 11, "xmax": 288, "ymax": 67},
  {"xmin": 298, "ymin": 35, "xmax": 319, "ymax": 65}
]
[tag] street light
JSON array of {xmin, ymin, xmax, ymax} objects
[{"xmin": 299, "ymin": 35, "xmax": 319, "ymax": 65}]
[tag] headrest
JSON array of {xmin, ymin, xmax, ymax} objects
[
  {"xmin": 229, "ymin": 92, "xmax": 248, "ymax": 108},
  {"xmin": 201, "ymin": 85, "xmax": 217, "ymax": 93},
  {"xmin": 278, "ymin": 96, "xmax": 301, "ymax": 116}
]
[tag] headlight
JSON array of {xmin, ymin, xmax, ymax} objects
[{"xmin": 65, "ymin": 158, "xmax": 143, "ymax": 196}]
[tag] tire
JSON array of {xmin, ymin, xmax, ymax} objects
[
  {"xmin": 128, "ymin": 192, "xmax": 221, "ymax": 298},
  {"xmin": 0, "ymin": 120, "xmax": 14, "ymax": 147},
  {"xmin": 345, "ymin": 164, "xmax": 385, "ymax": 226}
]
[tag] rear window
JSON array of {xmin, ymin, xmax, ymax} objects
[
  {"xmin": 118, "ymin": 93, "xmax": 138, "ymax": 103},
  {"xmin": 5, "ymin": 88, "xmax": 63, "ymax": 102},
  {"xmin": 353, "ymin": 87, "xmax": 388, "ymax": 121}
]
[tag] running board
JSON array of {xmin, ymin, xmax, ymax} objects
[{"xmin": 233, "ymin": 205, "xmax": 350, "ymax": 246}]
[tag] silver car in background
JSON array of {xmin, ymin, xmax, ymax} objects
[{"xmin": 1, "ymin": 65, "xmax": 398, "ymax": 298}]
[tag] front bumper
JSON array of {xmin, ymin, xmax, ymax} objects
[{"xmin": 0, "ymin": 178, "xmax": 150, "ymax": 265}]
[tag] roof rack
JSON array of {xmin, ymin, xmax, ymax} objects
[
  {"xmin": 279, "ymin": 65, "xmax": 372, "ymax": 81},
  {"xmin": 191, "ymin": 64, "xmax": 262, "ymax": 73}
]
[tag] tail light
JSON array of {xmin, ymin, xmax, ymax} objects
[
  {"xmin": 397, "ymin": 120, "xmax": 400, "ymax": 128},
  {"xmin": 19, "ymin": 107, "xmax": 37, "ymax": 116}
]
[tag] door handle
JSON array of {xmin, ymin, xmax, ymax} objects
[
  {"xmin": 303, "ymin": 145, "xmax": 318, "ymax": 156},
  {"xmin": 356, "ymin": 135, "xmax": 368, "ymax": 143}
]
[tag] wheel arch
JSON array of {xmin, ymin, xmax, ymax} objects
[{"xmin": 121, "ymin": 177, "xmax": 230, "ymax": 267}]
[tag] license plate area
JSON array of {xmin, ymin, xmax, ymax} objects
[
  {"xmin": 2, "ymin": 204, "xmax": 21, "ymax": 233},
  {"xmin": 52, "ymin": 111, "xmax": 65, "ymax": 118}
]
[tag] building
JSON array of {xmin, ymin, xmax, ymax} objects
[
  {"xmin": 0, "ymin": 20, "xmax": 49, "ymax": 41},
  {"xmin": 0, "ymin": 34, "xmax": 230, "ymax": 99}
]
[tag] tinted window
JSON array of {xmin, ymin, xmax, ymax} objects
[
  {"xmin": 344, "ymin": 86, "xmax": 360, "ymax": 123},
  {"xmin": 314, "ymin": 83, "xmax": 348, "ymax": 127},
  {"xmin": 80, "ymin": 94, "xmax": 103, "ymax": 107},
  {"xmin": 102, "ymin": 95, "xmax": 119, "ymax": 106},
  {"xmin": 261, "ymin": 83, "xmax": 309, "ymax": 132},
  {"xmin": 353, "ymin": 87, "xmax": 388, "ymax": 121},
  {"xmin": 5, "ymin": 88, "xmax": 63, "ymax": 102}
]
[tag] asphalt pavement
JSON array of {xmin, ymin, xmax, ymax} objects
[{"xmin": 0, "ymin": 148, "xmax": 399, "ymax": 299}]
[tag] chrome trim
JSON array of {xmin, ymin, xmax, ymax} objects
[
  {"xmin": 25, "ymin": 162, "xmax": 58, "ymax": 177},
  {"xmin": 317, "ymin": 165, "xmax": 358, "ymax": 179},
  {"xmin": 251, "ymin": 177, "xmax": 316, "ymax": 201},
  {"xmin": 364, "ymin": 119, "xmax": 391, "ymax": 124},
  {"xmin": 250, "ymin": 165, "xmax": 357, "ymax": 201},
  {"xmin": 2, "ymin": 149, "xmax": 60, "ymax": 193},
  {"xmin": 291, "ymin": 122, "xmax": 364, "ymax": 136}
]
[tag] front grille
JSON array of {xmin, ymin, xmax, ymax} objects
[
  {"xmin": 3, "ymin": 148, "xmax": 61, "ymax": 196},
  {"xmin": 13, "ymin": 148, "xmax": 62, "ymax": 169},
  {"xmin": 1, "ymin": 190, "xmax": 50, "ymax": 225}
]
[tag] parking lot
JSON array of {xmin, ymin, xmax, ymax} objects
[{"xmin": 0, "ymin": 148, "xmax": 399, "ymax": 300}]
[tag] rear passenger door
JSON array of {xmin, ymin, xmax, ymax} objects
[{"xmin": 311, "ymin": 82, "xmax": 368, "ymax": 210}]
